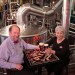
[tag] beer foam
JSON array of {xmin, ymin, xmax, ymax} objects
[
  {"xmin": 44, "ymin": 44, "xmax": 48, "ymax": 46},
  {"xmin": 39, "ymin": 42, "xmax": 44, "ymax": 46}
]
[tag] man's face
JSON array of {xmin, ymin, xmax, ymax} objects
[{"xmin": 9, "ymin": 27, "xmax": 20, "ymax": 42}]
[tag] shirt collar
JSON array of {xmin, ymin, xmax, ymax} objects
[{"xmin": 8, "ymin": 37, "xmax": 19, "ymax": 44}]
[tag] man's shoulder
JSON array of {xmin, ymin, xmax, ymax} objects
[{"xmin": 1, "ymin": 38, "xmax": 10, "ymax": 45}]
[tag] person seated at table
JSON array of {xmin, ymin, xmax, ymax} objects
[
  {"xmin": 0, "ymin": 24, "xmax": 40, "ymax": 75},
  {"xmin": 45, "ymin": 26, "xmax": 70, "ymax": 75}
]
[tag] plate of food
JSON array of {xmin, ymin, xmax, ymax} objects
[{"xmin": 33, "ymin": 56, "xmax": 40, "ymax": 61}]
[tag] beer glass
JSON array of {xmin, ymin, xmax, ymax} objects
[
  {"xmin": 44, "ymin": 44, "xmax": 49, "ymax": 50},
  {"xmin": 39, "ymin": 42, "xmax": 44, "ymax": 50}
]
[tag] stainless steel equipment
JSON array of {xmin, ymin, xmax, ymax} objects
[
  {"xmin": 0, "ymin": 25, "xmax": 47, "ymax": 44},
  {"xmin": 17, "ymin": 0, "xmax": 62, "ymax": 29},
  {"xmin": 0, "ymin": 0, "xmax": 62, "ymax": 44}
]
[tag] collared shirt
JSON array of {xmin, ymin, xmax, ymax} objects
[{"xmin": 0, "ymin": 37, "xmax": 35, "ymax": 69}]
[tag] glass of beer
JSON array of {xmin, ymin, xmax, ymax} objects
[
  {"xmin": 44, "ymin": 44, "xmax": 49, "ymax": 50},
  {"xmin": 39, "ymin": 42, "xmax": 44, "ymax": 50}
]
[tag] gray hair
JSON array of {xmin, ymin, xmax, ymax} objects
[{"xmin": 55, "ymin": 26, "xmax": 65, "ymax": 34}]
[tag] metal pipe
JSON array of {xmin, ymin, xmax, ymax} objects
[
  {"xmin": 62, "ymin": 0, "xmax": 71, "ymax": 37},
  {"xmin": 17, "ymin": 0, "xmax": 63, "ymax": 29}
]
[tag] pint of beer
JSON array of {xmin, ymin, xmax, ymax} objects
[
  {"xmin": 44, "ymin": 44, "xmax": 49, "ymax": 50},
  {"xmin": 39, "ymin": 42, "xmax": 44, "ymax": 50}
]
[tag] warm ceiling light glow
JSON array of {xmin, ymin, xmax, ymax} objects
[
  {"xmin": 53, "ymin": 1, "xmax": 55, "ymax": 4},
  {"xmin": 0, "ymin": 0, "xmax": 3, "ymax": 6}
]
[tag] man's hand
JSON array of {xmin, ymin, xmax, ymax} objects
[
  {"xmin": 35, "ymin": 45, "xmax": 40, "ymax": 50},
  {"xmin": 16, "ymin": 64, "xmax": 23, "ymax": 71}
]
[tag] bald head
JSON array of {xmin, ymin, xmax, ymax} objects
[{"xmin": 9, "ymin": 24, "xmax": 20, "ymax": 32}]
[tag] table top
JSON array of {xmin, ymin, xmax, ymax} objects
[{"xmin": 24, "ymin": 49, "xmax": 59, "ymax": 67}]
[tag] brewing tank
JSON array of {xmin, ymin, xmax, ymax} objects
[
  {"xmin": 0, "ymin": 0, "xmax": 63, "ymax": 44},
  {"xmin": 0, "ymin": 25, "xmax": 47, "ymax": 44}
]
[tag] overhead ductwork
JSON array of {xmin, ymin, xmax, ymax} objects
[
  {"xmin": 0, "ymin": 0, "xmax": 63, "ymax": 44},
  {"xmin": 17, "ymin": 0, "xmax": 63, "ymax": 29}
]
